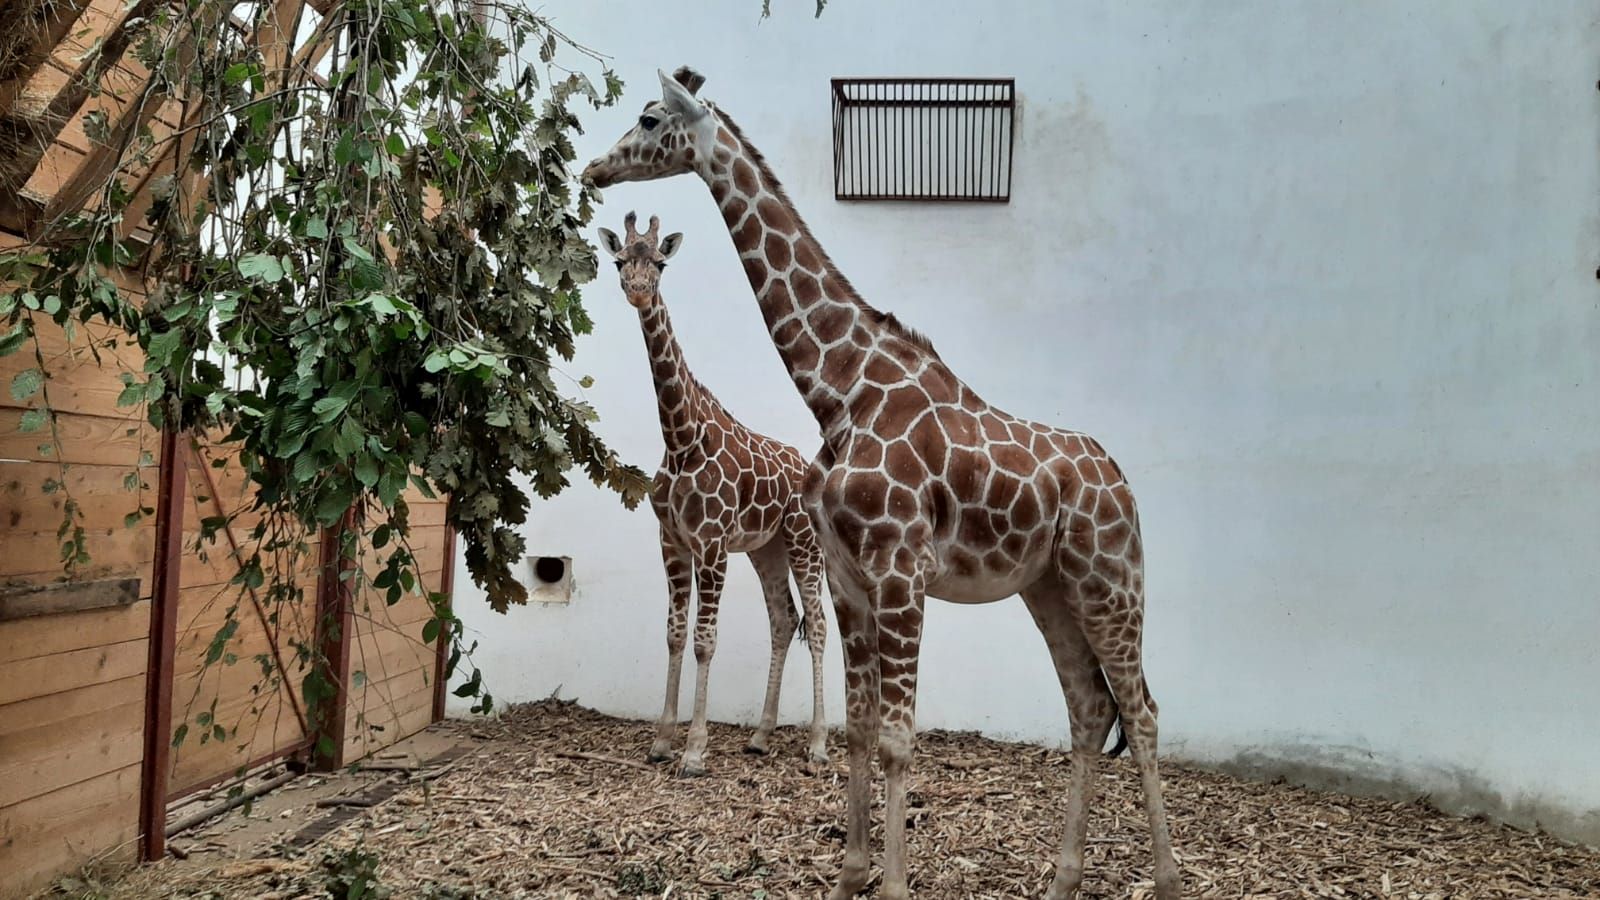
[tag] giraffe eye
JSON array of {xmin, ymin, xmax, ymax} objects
[
  {"xmin": 639, "ymin": 115, "xmax": 659, "ymax": 131},
  {"xmin": 614, "ymin": 260, "xmax": 624, "ymax": 269}
]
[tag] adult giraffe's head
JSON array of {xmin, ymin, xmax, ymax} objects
[
  {"xmin": 583, "ymin": 67, "xmax": 716, "ymax": 189},
  {"xmin": 598, "ymin": 211, "xmax": 683, "ymax": 309}
]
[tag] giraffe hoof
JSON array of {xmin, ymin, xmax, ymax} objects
[
  {"xmin": 807, "ymin": 748, "xmax": 831, "ymax": 765},
  {"xmin": 646, "ymin": 742, "xmax": 674, "ymax": 763},
  {"xmin": 679, "ymin": 763, "xmax": 709, "ymax": 778},
  {"xmin": 743, "ymin": 742, "xmax": 770, "ymax": 756}
]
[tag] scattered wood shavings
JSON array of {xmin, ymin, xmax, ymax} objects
[{"xmin": 88, "ymin": 699, "xmax": 1600, "ymax": 899}]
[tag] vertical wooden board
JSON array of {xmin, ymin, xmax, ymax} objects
[
  {"xmin": 0, "ymin": 601, "xmax": 148, "ymax": 663},
  {"xmin": 0, "ymin": 762, "xmax": 140, "ymax": 900}
]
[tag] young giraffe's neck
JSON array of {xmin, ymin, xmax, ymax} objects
[
  {"xmin": 698, "ymin": 108, "xmax": 938, "ymax": 441},
  {"xmin": 637, "ymin": 296, "xmax": 703, "ymax": 457}
]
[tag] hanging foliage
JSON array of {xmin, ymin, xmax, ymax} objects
[{"xmin": 0, "ymin": 0, "xmax": 651, "ymax": 725}]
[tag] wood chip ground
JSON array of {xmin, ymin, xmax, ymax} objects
[{"xmin": 88, "ymin": 699, "xmax": 1600, "ymax": 899}]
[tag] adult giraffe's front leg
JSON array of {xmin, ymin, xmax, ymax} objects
[
  {"xmin": 649, "ymin": 534, "xmax": 693, "ymax": 762},
  {"xmin": 871, "ymin": 558, "xmax": 928, "ymax": 900},
  {"xmin": 827, "ymin": 577, "xmax": 879, "ymax": 900},
  {"xmin": 681, "ymin": 547, "xmax": 728, "ymax": 776}
]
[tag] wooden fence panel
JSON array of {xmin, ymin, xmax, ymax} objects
[{"xmin": 0, "ymin": 224, "xmax": 155, "ymax": 894}]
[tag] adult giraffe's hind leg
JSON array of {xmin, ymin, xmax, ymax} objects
[
  {"xmin": 1072, "ymin": 530, "xmax": 1181, "ymax": 899},
  {"xmin": 649, "ymin": 534, "xmax": 693, "ymax": 762},
  {"xmin": 746, "ymin": 539, "xmax": 798, "ymax": 755},
  {"xmin": 783, "ymin": 505, "xmax": 830, "ymax": 763},
  {"xmin": 1020, "ymin": 579, "xmax": 1120, "ymax": 900}
]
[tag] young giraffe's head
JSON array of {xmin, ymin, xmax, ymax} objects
[
  {"xmin": 582, "ymin": 67, "xmax": 716, "ymax": 189},
  {"xmin": 598, "ymin": 211, "xmax": 683, "ymax": 309}
]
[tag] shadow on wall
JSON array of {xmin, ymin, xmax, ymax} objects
[{"xmin": 1200, "ymin": 741, "xmax": 1600, "ymax": 849}]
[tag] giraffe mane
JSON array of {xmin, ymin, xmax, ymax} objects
[{"xmin": 711, "ymin": 106, "xmax": 941, "ymax": 361}]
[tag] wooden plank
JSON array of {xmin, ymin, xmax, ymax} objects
[
  {"xmin": 0, "ymin": 637, "xmax": 145, "ymax": 706},
  {"xmin": 167, "ymin": 693, "xmax": 305, "ymax": 793},
  {"xmin": 347, "ymin": 625, "xmax": 433, "ymax": 686},
  {"xmin": 0, "ymin": 672, "xmax": 143, "ymax": 737},
  {"xmin": 0, "ymin": 409, "xmax": 150, "ymax": 466},
  {"xmin": 0, "ymin": 762, "xmax": 140, "ymax": 900},
  {"xmin": 0, "ymin": 350, "xmax": 149, "ymax": 420},
  {"xmin": 0, "ymin": 521, "xmax": 155, "ymax": 585},
  {"xmin": 0, "ymin": 577, "xmax": 139, "ymax": 621},
  {"xmin": 344, "ymin": 683, "xmax": 433, "ymax": 760},
  {"xmin": 0, "ymin": 601, "xmax": 148, "ymax": 664},
  {"xmin": 1, "ymin": 461, "xmax": 153, "ymax": 532},
  {"xmin": 0, "ymin": 693, "xmax": 143, "ymax": 806},
  {"xmin": 177, "ymin": 533, "xmax": 322, "ymax": 590}
]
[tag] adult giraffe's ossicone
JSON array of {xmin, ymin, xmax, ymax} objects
[
  {"xmin": 584, "ymin": 69, "xmax": 1180, "ymax": 900},
  {"xmin": 599, "ymin": 211, "xmax": 831, "ymax": 775}
]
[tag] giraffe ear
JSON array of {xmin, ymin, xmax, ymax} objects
[
  {"xmin": 658, "ymin": 232, "xmax": 684, "ymax": 260},
  {"xmin": 658, "ymin": 69, "xmax": 706, "ymax": 121},
  {"xmin": 597, "ymin": 228, "xmax": 623, "ymax": 257}
]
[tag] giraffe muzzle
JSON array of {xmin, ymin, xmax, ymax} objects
[{"xmin": 582, "ymin": 158, "xmax": 616, "ymax": 188}]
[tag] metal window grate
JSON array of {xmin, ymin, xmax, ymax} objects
[{"xmin": 831, "ymin": 78, "xmax": 1016, "ymax": 202}]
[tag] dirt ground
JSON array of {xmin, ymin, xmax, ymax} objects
[{"xmin": 65, "ymin": 700, "xmax": 1600, "ymax": 899}]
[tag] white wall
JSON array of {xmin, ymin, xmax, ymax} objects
[{"xmin": 451, "ymin": 1, "xmax": 1600, "ymax": 844}]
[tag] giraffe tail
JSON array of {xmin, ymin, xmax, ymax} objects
[
  {"xmin": 1106, "ymin": 712, "xmax": 1129, "ymax": 757},
  {"xmin": 1104, "ymin": 672, "xmax": 1156, "ymax": 758}
]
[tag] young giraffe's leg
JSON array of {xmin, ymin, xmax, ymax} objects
[
  {"xmin": 746, "ymin": 539, "xmax": 798, "ymax": 755},
  {"xmin": 681, "ymin": 548, "xmax": 728, "ymax": 776},
  {"xmin": 1020, "ymin": 578, "xmax": 1120, "ymax": 900},
  {"xmin": 871, "ymin": 556, "xmax": 928, "ymax": 900},
  {"xmin": 1076, "ymin": 545, "xmax": 1182, "ymax": 899},
  {"xmin": 782, "ymin": 504, "xmax": 830, "ymax": 763},
  {"xmin": 648, "ymin": 533, "xmax": 693, "ymax": 762},
  {"xmin": 826, "ymin": 575, "xmax": 880, "ymax": 900}
]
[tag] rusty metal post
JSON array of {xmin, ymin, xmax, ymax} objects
[
  {"xmin": 139, "ymin": 428, "xmax": 186, "ymax": 861},
  {"xmin": 431, "ymin": 525, "xmax": 457, "ymax": 722},
  {"xmin": 310, "ymin": 507, "xmax": 356, "ymax": 770}
]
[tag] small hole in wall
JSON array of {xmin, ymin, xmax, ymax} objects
[
  {"xmin": 533, "ymin": 556, "xmax": 567, "ymax": 584},
  {"xmin": 527, "ymin": 555, "xmax": 574, "ymax": 605}
]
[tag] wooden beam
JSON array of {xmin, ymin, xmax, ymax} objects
[
  {"xmin": 0, "ymin": 0, "xmax": 164, "ymax": 227},
  {"xmin": 0, "ymin": 0, "xmax": 95, "ymax": 114},
  {"xmin": 0, "ymin": 577, "xmax": 140, "ymax": 621},
  {"xmin": 137, "ymin": 426, "xmax": 183, "ymax": 862}
]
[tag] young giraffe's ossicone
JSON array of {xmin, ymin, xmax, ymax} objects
[
  {"xmin": 598, "ymin": 211, "xmax": 830, "ymax": 775},
  {"xmin": 585, "ymin": 72, "xmax": 1180, "ymax": 899}
]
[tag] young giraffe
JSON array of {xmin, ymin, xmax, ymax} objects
[
  {"xmin": 598, "ymin": 211, "xmax": 830, "ymax": 776},
  {"xmin": 585, "ymin": 71, "xmax": 1180, "ymax": 899}
]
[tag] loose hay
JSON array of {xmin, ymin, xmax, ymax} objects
[{"xmin": 99, "ymin": 699, "xmax": 1600, "ymax": 899}]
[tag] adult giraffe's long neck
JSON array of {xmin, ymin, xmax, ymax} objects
[
  {"xmin": 698, "ymin": 108, "xmax": 897, "ymax": 440},
  {"xmin": 637, "ymin": 295, "xmax": 702, "ymax": 457}
]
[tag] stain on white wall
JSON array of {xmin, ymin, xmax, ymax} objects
[{"xmin": 450, "ymin": 0, "xmax": 1600, "ymax": 845}]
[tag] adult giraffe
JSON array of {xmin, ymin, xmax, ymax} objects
[
  {"xmin": 598, "ymin": 211, "xmax": 830, "ymax": 775},
  {"xmin": 584, "ymin": 69, "xmax": 1180, "ymax": 900}
]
